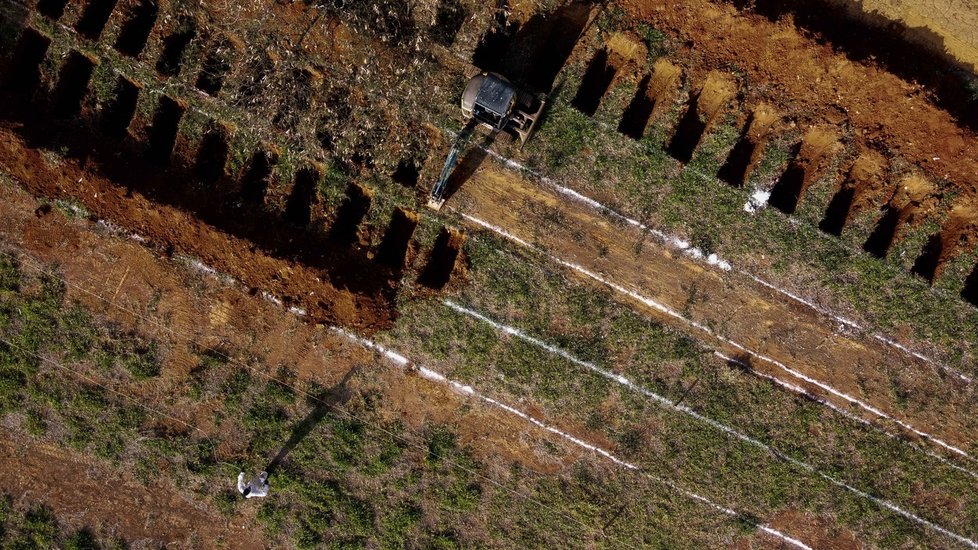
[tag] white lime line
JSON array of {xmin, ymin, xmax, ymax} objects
[
  {"xmin": 443, "ymin": 300, "xmax": 978, "ymax": 547},
  {"xmin": 456, "ymin": 211, "xmax": 975, "ymax": 463},
  {"xmin": 472, "ymin": 144, "xmax": 971, "ymax": 384},
  {"xmin": 330, "ymin": 327, "xmax": 813, "ymax": 550}
]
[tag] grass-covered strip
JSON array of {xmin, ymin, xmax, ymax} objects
[
  {"xmin": 384, "ymin": 231, "xmax": 978, "ymax": 548},
  {"xmin": 508, "ymin": 48, "xmax": 978, "ymax": 372},
  {"xmin": 0, "ymin": 494, "xmax": 125, "ymax": 550},
  {"xmin": 0, "ymin": 251, "xmax": 761, "ymax": 548}
]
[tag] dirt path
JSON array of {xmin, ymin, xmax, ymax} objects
[
  {"xmin": 0, "ymin": 437, "xmax": 254, "ymax": 549},
  {"xmin": 452, "ymin": 161, "xmax": 978, "ymax": 456}
]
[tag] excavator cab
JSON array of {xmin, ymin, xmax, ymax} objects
[{"xmin": 428, "ymin": 72, "xmax": 545, "ymax": 210}]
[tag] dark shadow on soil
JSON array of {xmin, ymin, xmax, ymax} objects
[
  {"xmin": 480, "ymin": 0, "xmax": 594, "ymax": 93},
  {"xmin": 418, "ymin": 226, "xmax": 462, "ymax": 289},
  {"xmin": 146, "ymin": 95, "xmax": 184, "ymax": 165},
  {"xmin": 432, "ymin": 0, "xmax": 466, "ymax": 47},
  {"xmin": 376, "ymin": 208, "xmax": 418, "ymax": 269},
  {"xmin": 75, "ymin": 0, "xmax": 118, "ymax": 40},
  {"xmin": 156, "ymin": 17, "xmax": 196, "ymax": 77},
  {"xmin": 240, "ymin": 149, "xmax": 278, "ymax": 203},
  {"xmin": 910, "ymin": 232, "xmax": 943, "ymax": 283},
  {"xmin": 36, "ymin": 0, "xmax": 69, "ymax": 21},
  {"xmin": 284, "ymin": 166, "xmax": 320, "ymax": 227},
  {"xmin": 618, "ymin": 73, "xmax": 655, "ymax": 139},
  {"xmin": 863, "ymin": 206, "xmax": 900, "ymax": 258},
  {"xmin": 667, "ymin": 94, "xmax": 706, "ymax": 163},
  {"xmin": 766, "ymin": 143, "xmax": 806, "ymax": 214},
  {"xmin": 728, "ymin": 0, "xmax": 978, "ymax": 130},
  {"xmin": 328, "ymin": 182, "xmax": 371, "ymax": 245},
  {"xmin": 818, "ymin": 185, "xmax": 854, "ymax": 235},
  {"xmin": 195, "ymin": 38, "xmax": 234, "ymax": 96},
  {"xmin": 4, "ymin": 27, "xmax": 51, "ymax": 98},
  {"xmin": 962, "ymin": 264, "xmax": 978, "ymax": 306},
  {"xmin": 717, "ymin": 118, "xmax": 756, "ymax": 187},
  {"xmin": 52, "ymin": 50, "xmax": 96, "ymax": 119},
  {"xmin": 392, "ymin": 159, "xmax": 420, "ymax": 187},
  {"xmin": 114, "ymin": 0, "xmax": 158, "ymax": 58},
  {"xmin": 572, "ymin": 48, "xmax": 618, "ymax": 116},
  {"xmin": 195, "ymin": 121, "xmax": 230, "ymax": 183}
]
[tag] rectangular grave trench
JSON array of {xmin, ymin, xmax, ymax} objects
[
  {"xmin": 376, "ymin": 208, "xmax": 419, "ymax": 268},
  {"xmin": 6, "ymin": 27, "xmax": 51, "ymax": 96},
  {"xmin": 114, "ymin": 0, "xmax": 159, "ymax": 58},
  {"xmin": 328, "ymin": 183, "xmax": 372, "ymax": 245},
  {"xmin": 146, "ymin": 95, "xmax": 184, "ymax": 165},
  {"xmin": 240, "ymin": 149, "xmax": 278, "ymax": 203},
  {"xmin": 418, "ymin": 226, "xmax": 464, "ymax": 289},
  {"xmin": 75, "ymin": 0, "xmax": 119, "ymax": 40},
  {"xmin": 52, "ymin": 50, "xmax": 97, "ymax": 118}
]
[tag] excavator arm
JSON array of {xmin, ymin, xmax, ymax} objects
[{"xmin": 427, "ymin": 118, "xmax": 479, "ymax": 210}]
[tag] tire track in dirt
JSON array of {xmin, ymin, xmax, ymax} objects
[{"xmin": 449, "ymin": 162, "xmax": 978, "ymax": 463}]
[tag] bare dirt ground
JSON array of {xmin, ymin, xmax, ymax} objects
[
  {"xmin": 3, "ymin": 0, "xmax": 978, "ymax": 545},
  {"xmin": 837, "ymin": 0, "xmax": 978, "ymax": 71},
  {"xmin": 0, "ymin": 436, "xmax": 255, "ymax": 549},
  {"xmin": 0, "ymin": 176, "xmax": 601, "ymax": 542},
  {"xmin": 452, "ymin": 160, "xmax": 978, "ymax": 454}
]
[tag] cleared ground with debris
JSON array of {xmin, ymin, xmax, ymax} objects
[{"xmin": 1, "ymin": 0, "xmax": 978, "ymax": 547}]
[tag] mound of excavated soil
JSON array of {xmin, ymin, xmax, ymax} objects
[{"xmin": 621, "ymin": 0, "xmax": 978, "ymax": 204}]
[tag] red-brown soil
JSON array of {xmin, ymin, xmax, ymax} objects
[
  {"xmin": 621, "ymin": 0, "xmax": 978, "ymax": 204},
  {"xmin": 0, "ymin": 437, "xmax": 256, "ymax": 549}
]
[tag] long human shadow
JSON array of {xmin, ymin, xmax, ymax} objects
[{"xmin": 265, "ymin": 365, "xmax": 359, "ymax": 473}]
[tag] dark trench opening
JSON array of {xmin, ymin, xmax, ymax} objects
[
  {"xmin": 618, "ymin": 73, "xmax": 655, "ymax": 140},
  {"xmin": 156, "ymin": 18, "xmax": 196, "ymax": 77},
  {"xmin": 962, "ymin": 264, "xmax": 978, "ymax": 306},
  {"xmin": 818, "ymin": 185, "xmax": 855, "ymax": 236},
  {"xmin": 572, "ymin": 49, "xmax": 617, "ymax": 117},
  {"xmin": 75, "ymin": 0, "xmax": 119, "ymax": 40},
  {"xmin": 432, "ymin": 0, "xmax": 466, "ymax": 47},
  {"xmin": 52, "ymin": 50, "xmax": 96, "ymax": 119},
  {"xmin": 5, "ymin": 28, "xmax": 51, "ymax": 97},
  {"xmin": 328, "ymin": 183, "xmax": 372, "ymax": 245},
  {"xmin": 284, "ymin": 167, "xmax": 320, "ymax": 227},
  {"xmin": 195, "ymin": 41, "xmax": 233, "ymax": 96},
  {"xmin": 766, "ymin": 144, "xmax": 807, "ymax": 214},
  {"xmin": 240, "ymin": 150, "xmax": 277, "ymax": 203},
  {"xmin": 667, "ymin": 95, "xmax": 706, "ymax": 163},
  {"xmin": 195, "ymin": 122, "xmax": 230, "ymax": 183},
  {"xmin": 392, "ymin": 159, "xmax": 420, "ymax": 187},
  {"xmin": 418, "ymin": 227, "xmax": 462, "ymax": 289},
  {"xmin": 910, "ymin": 232, "xmax": 943, "ymax": 283},
  {"xmin": 146, "ymin": 95, "xmax": 184, "ymax": 165},
  {"xmin": 472, "ymin": 2, "xmax": 520, "ymax": 73},
  {"xmin": 114, "ymin": 0, "xmax": 159, "ymax": 58},
  {"xmin": 376, "ymin": 208, "xmax": 418, "ymax": 269},
  {"xmin": 717, "ymin": 117, "xmax": 757, "ymax": 186},
  {"xmin": 36, "ymin": 0, "xmax": 70, "ymax": 21},
  {"xmin": 101, "ymin": 76, "xmax": 140, "ymax": 137},
  {"xmin": 863, "ymin": 206, "xmax": 900, "ymax": 258}
]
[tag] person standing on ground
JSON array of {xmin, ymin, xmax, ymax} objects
[{"xmin": 237, "ymin": 471, "xmax": 269, "ymax": 498}]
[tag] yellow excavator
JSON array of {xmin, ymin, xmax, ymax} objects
[{"xmin": 427, "ymin": 72, "xmax": 545, "ymax": 210}]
